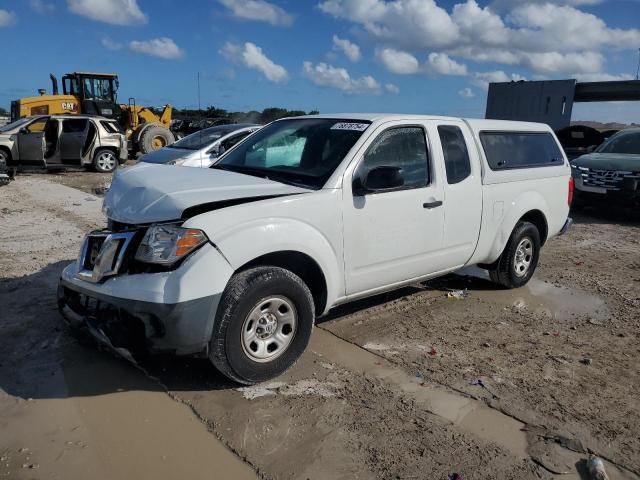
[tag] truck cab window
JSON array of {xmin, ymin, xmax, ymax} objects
[
  {"xmin": 83, "ymin": 78, "xmax": 113, "ymax": 102},
  {"xmin": 438, "ymin": 125, "xmax": 471, "ymax": 184},
  {"xmin": 361, "ymin": 127, "xmax": 429, "ymax": 189}
]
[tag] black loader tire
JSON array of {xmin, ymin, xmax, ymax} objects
[{"xmin": 138, "ymin": 125, "xmax": 175, "ymax": 154}]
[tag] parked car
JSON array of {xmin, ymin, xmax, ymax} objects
[
  {"xmin": 0, "ymin": 153, "xmax": 14, "ymax": 186},
  {"xmin": 139, "ymin": 124, "xmax": 261, "ymax": 167},
  {"xmin": 555, "ymin": 125, "xmax": 604, "ymax": 160},
  {"xmin": 0, "ymin": 115, "xmax": 127, "ymax": 173},
  {"xmin": 571, "ymin": 128, "xmax": 640, "ymax": 208},
  {"xmin": 173, "ymin": 117, "xmax": 235, "ymax": 137},
  {"xmin": 58, "ymin": 114, "xmax": 572, "ymax": 384}
]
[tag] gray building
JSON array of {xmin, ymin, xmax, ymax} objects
[{"xmin": 486, "ymin": 79, "xmax": 640, "ymax": 130}]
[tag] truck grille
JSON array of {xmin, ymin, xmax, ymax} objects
[
  {"xmin": 76, "ymin": 230, "xmax": 137, "ymax": 283},
  {"xmin": 576, "ymin": 167, "xmax": 640, "ymax": 191}
]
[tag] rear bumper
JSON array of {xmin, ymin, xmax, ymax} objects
[{"xmin": 558, "ymin": 217, "xmax": 573, "ymax": 236}]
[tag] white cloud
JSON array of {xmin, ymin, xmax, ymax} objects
[
  {"xmin": 472, "ymin": 70, "xmax": 526, "ymax": 90},
  {"xmin": 218, "ymin": 0, "xmax": 293, "ymax": 26},
  {"xmin": 332, "ymin": 35, "xmax": 361, "ymax": 62},
  {"xmin": 490, "ymin": 0, "xmax": 603, "ymax": 12},
  {"xmin": 67, "ymin": 0, "xmax": 147, "ymax": 25},
  {"xmin": 0, "ymin": 9, "xmax": 16, "ymax": 27},
  {"xmin": 29, "ymin": 0, "xmax": 55, "ymax": 14},
  {"xmin": 377, "ymin": 49, "xmax": 466, "ymax": 76},
  {"xmin": 221, "ymin": 42, "xmax": 289, "ymax": 83},
  {"xmin": 318, "ymin": 0, "xmax": 640, "ymax": 79},
  {"xmin": 377, "ymin": 48, "xmax": 420, "ymax": 75},
  {"xmin": 458, "ymin": 87, "xmax": 475, "ymax": 98},
  {"xmin": 319, "ymin": 0, "xmax": 459, "ymax": 50},
  {"xmin": 129, "ymin": 38, "xmax": 185, "ymax": 59},
  {"xmin": 302, "ymin": 61, "xmax": 382, "ymax": 94},
  {"xmin": 426, "ymin": 53, "xmax": 467, "ymax": 76},
  {"xmin": 573, "ymin": 73, "xmax": 634, "ymax": 82},
  {"xmin": 102, "ymin": 36, "xmax": 123, "ymax": 51},
  {"xmin": 385, "ymin": 83, "xmax": 400, "ymax": 94}
]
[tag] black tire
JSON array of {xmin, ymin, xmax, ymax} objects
[
  {"xmin": 93, "ymin": 149, "xmax": 119, "ymax": 173},
  {"xmin": 138, "ymin": 125, "xmax": 175, "ymax": 154},
  {"xmin": 488, "ymin": 221, "xmax": 541, "ymax": 289},
  {"xmin": 209, "ymin": 266, "xmax": 315, "ymax": 385}
]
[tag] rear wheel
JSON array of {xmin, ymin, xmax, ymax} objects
[
  {"xmin": 138, "ymin": 125, "xmax": 175, "ymax": 154},
  {"xmin": 488, "ymin": 221, "xmax": 541, "ymax": 289},
  {"xmin": 209, "ymin": 267, "xmax": 315, "ymax": 385},
  {"xmin": 93, "ymin": 149, "xmax": 118, "ymax": 173}
]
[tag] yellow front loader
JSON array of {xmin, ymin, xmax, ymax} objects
[{"xmin": 11, "ymin": 72, "xmax": 175, "ymax": 155}]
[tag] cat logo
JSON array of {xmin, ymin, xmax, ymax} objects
[{"xmin": 61, "ymin": 102, "xmax": 76, "ymax": 111}]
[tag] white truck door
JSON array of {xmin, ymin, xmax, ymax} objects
[
  {"xmin": 343, "ymin": 122, "xmax": 446, "ymax": 295},
  {"xmin": 429, "ymin": 121, "xmax": 483, "ymax": 268}
]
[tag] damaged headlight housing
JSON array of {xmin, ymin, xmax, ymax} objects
[{"xmin": 135, "ymin": 224, "xmax": 207, "ymax": 265}]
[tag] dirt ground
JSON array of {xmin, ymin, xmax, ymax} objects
[{"xmin": 1, "ymin": 172, "xmax": 638, "ymax": 480}]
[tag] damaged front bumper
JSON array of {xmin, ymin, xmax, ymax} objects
[{"xmin": 57, "ymin": 242, "xmax": 234, "ymax": 357}]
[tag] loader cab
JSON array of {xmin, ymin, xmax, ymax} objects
[{"xmin": 62, "ymin": 72, "xmax": 119, "ymax": 119}]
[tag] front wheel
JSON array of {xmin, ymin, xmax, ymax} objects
[
  {"xmin": 93, "ymin": 149, "xmax": 118, "ymax": 173},
  {"xmin": 209, "ymin": 267, "xmax": 315, "ymax": 385},
  {"xmin": 488, "ymin": 221, "xmax": 541, "ymax": 289}
]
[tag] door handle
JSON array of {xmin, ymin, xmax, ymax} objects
[{"xmin": 423, "ymin": 200, "xmax": 443, "ymax": 209}]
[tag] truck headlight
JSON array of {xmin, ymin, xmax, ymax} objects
[{"xmin": 135, "ymin": 224, "xmax": 207, "ymax": 265}]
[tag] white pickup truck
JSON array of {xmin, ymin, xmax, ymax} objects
[{"xmin": 58, "ymin": 114, "xmax": 573, "ymax": 384}]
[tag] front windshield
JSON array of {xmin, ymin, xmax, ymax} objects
[
  {"xmin": 596, "ymin": 130, "xmax": 640, "ymax": 155},
  {"xmin": 213, "ymin": 118, "xmax": 371, "ymax": 189},
  {"xmin": 170, "ymin": 129, "xmax": 225, "ymax": 150},
  {"xmin": 170, "ymin": 124, "xmax": 247, "ymax": 151},
  {"xmin": 0, "ymin": 117, "xmax": 32, "ymax": 133}
]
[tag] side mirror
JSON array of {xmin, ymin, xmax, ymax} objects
[
  {"xmin": 586, "ymin": 145, "xmax": 597, "ymax": 153},
  {"xmin": 353, "ymin": 165, "xmax": 404, "ymax": 195},
  {"xmin": 208, "ymin": 146, "xmax": 219, "ymax": 157},
  {"xmin": 19, "ymin": 127, "xmax": 29, "ymax": 134}
]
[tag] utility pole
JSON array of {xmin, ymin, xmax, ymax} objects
[
  {"xmin": 636, "ymin": 48, "xmax": 640, "ymax": 80},
  {"xmin": 197, "ymin": 71, "xmax": 202, "ymax": 117}
]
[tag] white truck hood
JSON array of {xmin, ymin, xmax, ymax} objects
[{"xmin": 103, "ymin": 162, "xmax": 311, "ymax": 224}]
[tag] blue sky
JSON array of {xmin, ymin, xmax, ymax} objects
[{"xmin": 1, "ymin": 0, "xmax": 639, "ymax": 122}]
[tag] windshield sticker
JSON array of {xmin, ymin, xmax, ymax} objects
[{"xmin": 331, "ymin": 122, "xmax": 369, "ymax": 131}]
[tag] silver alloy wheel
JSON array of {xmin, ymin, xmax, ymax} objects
[
  {"xmin": 514, "ymin": 237, "xmax": 534, "ymax": 277},
  {"xmin": 241, "ymin": 296, "xmax": 298, "ymax": 363},
  {"xmin": 96, "ymin": 151, "xmax": 117, "ymax": 172}
]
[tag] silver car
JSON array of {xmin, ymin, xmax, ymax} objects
[
  {"xmin": 0, "ymin": 115, "xmax": 128, "ymax": 173},
  {"xmin": 139, "ymin": 124, "xmax": 260, "ymax": 168}
]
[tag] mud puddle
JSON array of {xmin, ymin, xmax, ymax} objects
[
  {"xmin": 311, "ymin": 329, "xmax": 528, "ymax": 457},
  {"xmin": 450, "ymin": 266, "xmax": 610, "ymax": 322},
  {"xmin": 311, "ymin": 328, "xmax": 637, "ymax": 479}
]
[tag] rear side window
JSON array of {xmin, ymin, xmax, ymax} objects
[
  {"xmin": 438, "ymin": 125, "xmax": 471, "ymax": 184},
  {"xmin": 362, "ymin": 127, "xmax": 429, "ymax": 190},
  {"xmin": 480, "ymin": 132, "xmax": 563, "ymax": 170},
  {"xmin": 100, "ymin": 121, "xmax": 121, "ymax": 134},
  {"xmin": 63, "ymin": 119, "xmax": 88, "ymax": 133}
]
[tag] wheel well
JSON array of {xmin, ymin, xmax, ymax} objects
[
  {"xmin": 240, "ymin": 251, "xmax": 328, "ymax": 316},
  {"xmin": 93, "ymin": 147, "xmax": 119, "ymax": 159},
  {"xmin": 519, "ymin": 210, "xmax": 548, "ymax": 245},
  {"xmin": 0, "ymin": 146, "xmax": 13, "ymax": 163}
]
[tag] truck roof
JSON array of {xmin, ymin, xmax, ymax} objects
[{"xmin": 293, "ymin": 113, "xmax": 552, "ymax": 132}]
